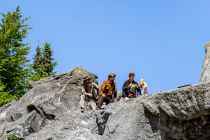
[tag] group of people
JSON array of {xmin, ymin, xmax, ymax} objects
[{"xmin": 80, "ymin": 72, "xmax": 148, "ymax": 113}]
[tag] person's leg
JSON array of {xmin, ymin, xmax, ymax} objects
[
  {"xmin": 135, "ymin": 92, "xmax": 138, "ymax": 97},
  {"xmin": 104, "ymin": 96, "xmax": 110, "ymax": 105},
  {"xmin": 80, "ymin": 95, "xmax": 86, "ymax": 108},
  {"xmin": 122, "ymin": 90, "xmax": 129, "ymax": 98},
  {"xmin": 80, "ymin": 95, "xmax": 86, "ymax": 112},
  {"xmin": 103, "ymin": 96, "xmax": 112, "ymax": 105},
  {"xmin": 89, "ymin": 99, "xmax": 97, "ymax": 110},
  {"xmin": 125, "ymin": 90, "xmax": 129, "ymax": 97},
  {"xmin": 97, "ymin": 95, "xmax": 105, "ymax": 109},
  {"xmin": 138, "ymin": 90, "xmax": 142, "ymax": 97},
  {"xmin": 108, "ymin": 96, "xmax": 113, "ymax": 104},
  {"xmin": 144, "ymin": 88, "xmax": 148, "ymax": 96},
  {"xmin": 114, "ymin": 91, "xmax": 117, "ymax": 99},
  {"xmin": 122, "ymin": 90, "xmax": 126, "ymax": 97},
  {"xmin": 128, "ymin": 88, "xmax": 136, "ymax": 98}
]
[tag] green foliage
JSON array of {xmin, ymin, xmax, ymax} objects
[
  {"xmin": 7, "ymin": 133, "xmax": 24, "ymax": 140},
  {"xmin": 32, "ymin": 44, "xmax": 42, "ymax": 71},
  {"xmin": 29, "ymin": 68, "xmax": 48, "ymax": 82},
  {"xmin": 0, "ymin": 6, "xmax": 57, "ymax": 108},
  {"xmin": 30, "ymin": 42, "xmax": 56, "ymax": 81},
  {"xmin": 0, "ymin": 6, "xmax": 31, "ymax": 95},
  {"xmin": 0, "ymin": 91, "xmax": 18, "ymax": 107},
  {"xmin": 43, "ymin": 42, "xmax": 57, "ymax": 75},
  {"xmin": 30, "ymin": 44, "xmax": 48, "ymax": 81},
  {"xmin": 0, "ymin": 83, "xmax": 18, "ymax": 108}
]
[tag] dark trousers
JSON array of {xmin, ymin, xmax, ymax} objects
[
  {"xmin": 97, "ymin": 95, "xmax": 113, "ymax": 109},
  {"xmin": 122, "ymin": 88, "xmax": 137, "ymax": 98}
]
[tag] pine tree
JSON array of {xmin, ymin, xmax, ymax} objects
[
  {"xmin": 0, "ymin": 6, "xmax": 31, "ymax": 95},
  {"xmin": 30, "ymin": 42, "xmax": 56, "ymax": 81},
  {"xmin": 30, "ymin": 44, "xmax": 46, "ymax": 81},
  {"xmin": 43, "ymin": 42, "xmax": 56, "ymax": 75},
  {"xmin": 32, "ymin": 44, "xmax": 42, "ymax": 73}
]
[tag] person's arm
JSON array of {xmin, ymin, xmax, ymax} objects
[
  {"xmin": 122, "ymin": 81, "xmax": 130, "ymax": 91},
  {"xmin": 81, "ymin": 85, "xmax": 88, "ymax": 95},
  {"xmin": 122, "ymin": 81, "xmax": 130, "ymax": 97},
  {"xmin": 136, "ymin": 82, "xmax": 140, "ymax": 92},
  {"xmin": 100, "ymin": 82, "xmax": 106, "ymax": 96},
  {"xmin": 92, "ymin": 83, "xmax": 100, "ymax": 100},
  {"xmin": 81, "ymin": 85, "xmax": 93, "ymax": 97},
  {"xmin": 135, "ymin": 82, "xmax": 141, "ymax": 96}
]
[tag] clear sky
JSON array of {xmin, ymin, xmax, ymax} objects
[{"xmin": 1, "ymin": 1, "xmax": 210, "ymax": 93}]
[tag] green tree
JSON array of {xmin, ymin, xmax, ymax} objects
[
  {"xmin": 43, "ymin": 42, "xmax": 56, "ymax": 75},
  {"xmin": 32, "ymin": 44, "xmax": 42, "ymax": 72},
  {"xmin": 30, "ymin": 42, "xmax": 56, "ymax": 81},
  {"xmin": 30, "ymin": 44, "xmax": 47, "ymax": 81},
  {"xmin": 0, "ymin": 82, "xmax": 18, "ymax": 107},
  {"xmin": 0, "ymin": 6, "xmax": 31, "ymax": 96}
]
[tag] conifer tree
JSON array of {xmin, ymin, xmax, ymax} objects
[
  {"xmin": 0, "ymin": 6, "xmax": 30, "ymax": 95},
  {"xmin": 43, "ymin": 42, "xmax": 56, "ymax": 75},
  {"xmin": 30, "ymin": 42, "xmax": 56, "ymax": 81},
  {"xmin": 32, "ymin": 44, "xmax": 42, "ymax": 74}
]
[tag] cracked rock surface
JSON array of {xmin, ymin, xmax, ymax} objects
[{"xmin": 0, "ymin": 43, "xmax": 210, "ymax": 140}]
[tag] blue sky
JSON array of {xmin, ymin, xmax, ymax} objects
[{"xmin": 1, "ymin": 1, "xmax": 209, "ymax": 93}]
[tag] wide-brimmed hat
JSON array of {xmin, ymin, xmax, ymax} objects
[
  {"xmin": 83, "ymin": 76, "xmax": 91, "ymax": 82},
  {"xmin": 108, "ymin": 73, "xmax": 116, "ymax": 78}
]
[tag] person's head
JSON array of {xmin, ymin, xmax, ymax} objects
[
  {"xmin": 129, "ymin": 72, "xmax": 135, "ymax": 82},
  {"xmin": 83, "ymin": 76, "xmax": 91, "ymax": 85},
  {"xmin": 108, "ymin": 73, "xmax": 116, "ymax": 83},
  {"xmin": 140, "ymin": 79, "xmax": 145, "ymax": 86}
]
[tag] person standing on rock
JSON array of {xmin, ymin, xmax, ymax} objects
[
  {"xmin": 97, "ymin": 73, "xmax": 117, "ymax": 109},
  {"xmin": 122, "ymin": 72, "xmax": 140, "ymax": 99},
  {"xmin": 140, "ymin": 79, "xmax": 148, "ymax": 96},
  {"xmin": 80, "ymin": 76, "xmax": 99, "ymax": 113}
]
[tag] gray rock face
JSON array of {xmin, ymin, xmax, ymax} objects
[
  {"xmin": 0, "ymin": 67, "xmax": 100, "ymax": 140},
  {"xmin": 0, "ymin": 44, "xmax": 210, "ymax": 140},
  {"xmin": 201, "ymin": 42, "xmax": 210, "ymax": 82},
  {"xmin": 103, "ymin": 83, "xmax": 210, "ymax": 140}
]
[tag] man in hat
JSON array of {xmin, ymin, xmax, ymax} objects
[
  {"xmin": 122, "ymin": 72, "xmax": 140, "ymax": 98},
  {"xmin": 97, "ymin": 73, "xmax": 117, "ymax": 109},
  {"xmin": 80, "ymin": 76, "xmax": 99, "ymax": 113}
]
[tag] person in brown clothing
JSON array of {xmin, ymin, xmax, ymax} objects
[
  {"xmin": 97, "ymin": 73, "xmax": 117, "ymax": 109},
  {"xmin": 80, "ymin": 76, "xmax": 99, "ymax": 113}
]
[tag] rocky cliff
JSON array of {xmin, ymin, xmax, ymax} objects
[
  {"xmin": 201, "ymin": 42, "xmax": 210, "ymax": 82},
  {"xmin": 0, "ymin": 43, "xmax": 210, "ymax": 140}
]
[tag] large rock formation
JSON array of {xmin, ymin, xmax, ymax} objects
[
  {"xmin": 102, "ymin": 83, "xmax": 210, "ymax": 140},
  {"xmin": 201, "ymin": 42, "xmax": 210, "ymax": 82},
  {"xmin": 0, "ymin": 67, "xmax": 100, "ymax": 140},
  {"xmin": 0, "ymin": 43, "xmax": 210, "ymax": 140}
]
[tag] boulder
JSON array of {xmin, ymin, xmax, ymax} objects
[
  {"xmin": 201, "ymin": 42, "xmax": 210, "ymax": 82},
  {"xmin": 102, "ymin": 82, "xmax": 210, "ymax": 140},
  {"xmin": 0, "ymin": 66, "xmax": 99, "ymax": 140}
]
